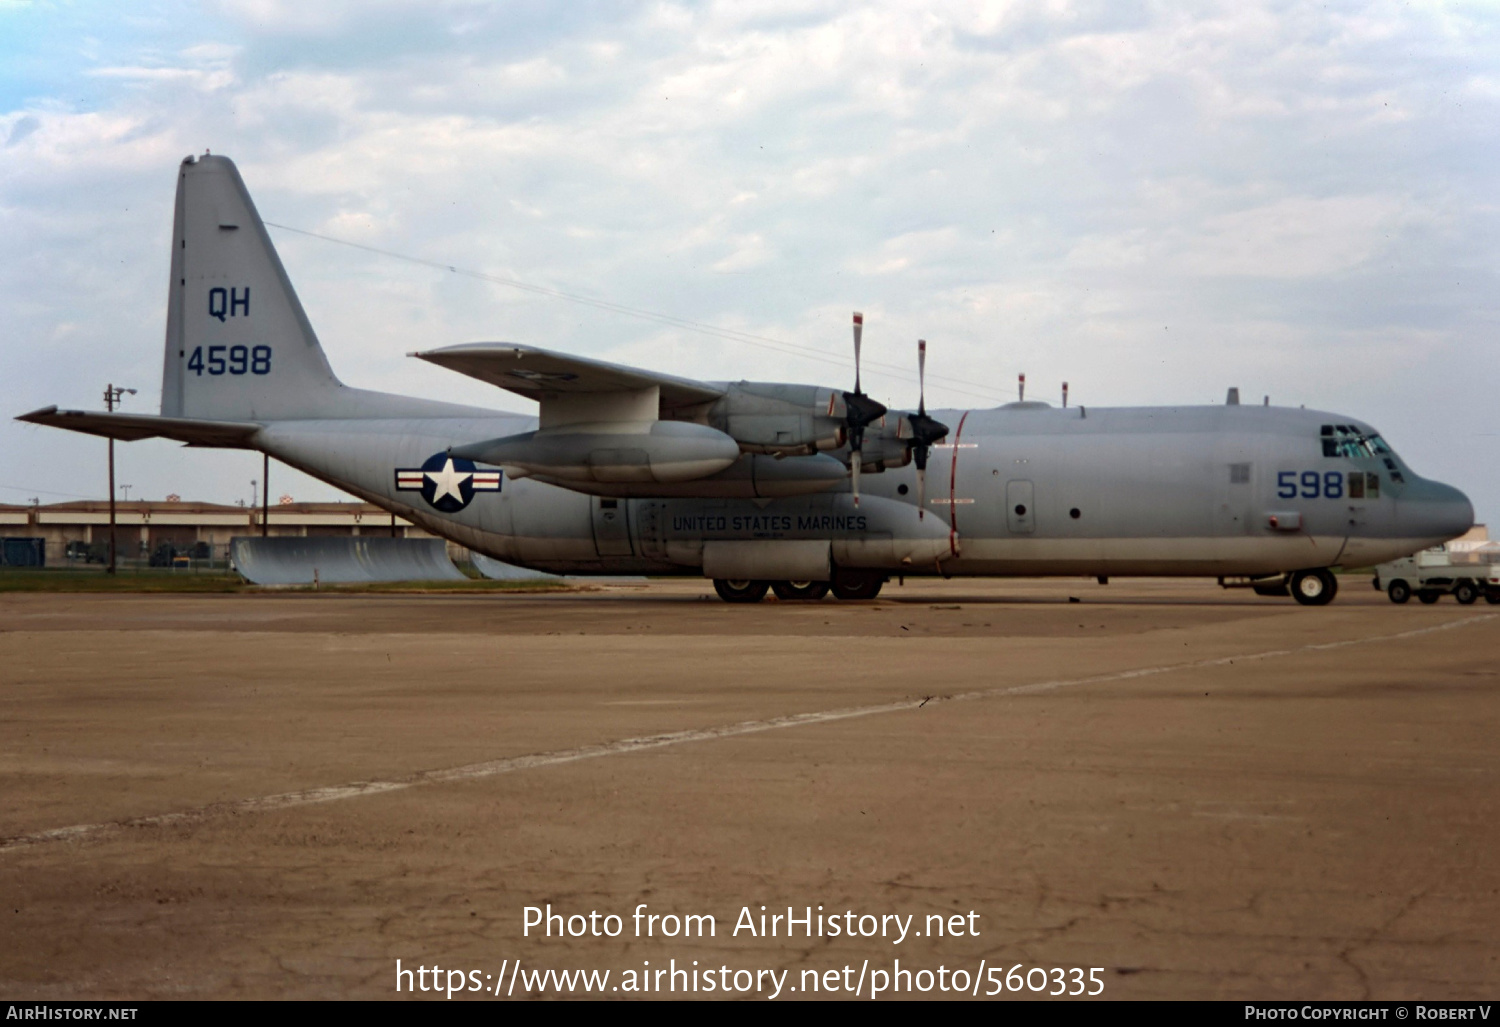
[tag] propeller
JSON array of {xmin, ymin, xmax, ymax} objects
[
  {"xmin": 904, "ymin": 339, "xmax": 949, "ymax": 518},
  {"xmin": 842, "ymin": 312, "xmax": 887, "ymax": 507}
]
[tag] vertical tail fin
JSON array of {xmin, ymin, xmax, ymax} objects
[{"xmin": 160, "ymin": 154, "xmax": 343, "ymax": 420}]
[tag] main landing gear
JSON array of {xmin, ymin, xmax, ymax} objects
[
  {"xmin": 771, "ymin": 580, "xmax": 830, "ymax": 601},
  {"xmin": 829, "ymin": 569, "xmax": 884, "ymax": 601},
  {"xmin": 712, "ymin": 579, "xmax": 770, "ymax": 603},
  {"xmin": 713, "ymin": 568, "xmax": 885, "ymax": 604}
]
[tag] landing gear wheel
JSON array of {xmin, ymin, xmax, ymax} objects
[
  {"xmin": 713, "ymin": 579, "xmax": 769, "ymax": 604},
  {"xmin": 830, "ymin": 569, "xmax": 885, "ymax": 601},
  {"xmin": 771, "ymin": 580, "xmax": 830, "ymax": 601},
  {"xmin": 1454, "ymin": 582, "xmax": 1479, "ymax": 605},
  {"xmin": 1290, "ymin": 568, "xmax": 1338, "ymax": 607},
  {"xmin": 1486, "ymin": 591, "xmax": 1500, "ymax": 605},
  {"xmin": 1417, "ymin": 590, "xmax": 1441, "ymax": 605},
  {"xmin": 1386, "ymin": 580, "xmax": 1411, "ymax": 604}
]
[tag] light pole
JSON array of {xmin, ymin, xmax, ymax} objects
[{"xmin": 104, "ymin": 384, "xmax": 136, "ymax": 575}]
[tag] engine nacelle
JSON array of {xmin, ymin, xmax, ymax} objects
[
  {"xmin": 452, "ymin": 420, "xmax": 740, "ymax": 484},
  {"xmin": 701, "ymin": 382, "xmax": 846, "ymax": 455}
]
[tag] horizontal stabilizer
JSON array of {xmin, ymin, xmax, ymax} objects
[
  {"xmin": 412, "ymin": 343, "xmax": 725, "ymax": 410},
  {"xmin": 16, "ymin": 407, "xmax": 260, "ymax": 447}
]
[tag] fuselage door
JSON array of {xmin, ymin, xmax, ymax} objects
[
  {"xmin": 1005, "ymin": 479, "xmax": 1035, "ymax": 534},
  {"xmin": 591, "ymin": 496, "xmax": 634, "ymax": 557},
  {"xmin": 1217, "ymin": 461, "xmax": 1254, "ymax": 536}
]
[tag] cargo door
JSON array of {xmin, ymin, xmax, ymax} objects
[
  {"xmin": 591, "ymin": 496, "xmax": 634, "ymax": 557},
  {"xmin": 1005, "ymin": 480, "xmax": 1035, "ymax": 534}
]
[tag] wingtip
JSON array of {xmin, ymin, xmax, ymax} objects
[{"xmin": 15, "ymin": 405, "xmax": 60, "ymax": 424}]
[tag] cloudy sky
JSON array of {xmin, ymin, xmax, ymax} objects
[{"xmin": 2, "ymin": 0, "xmax": 1497, "ymax": 522}]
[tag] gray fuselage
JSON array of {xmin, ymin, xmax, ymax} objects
[{"xmin": 256, "ymin": 398, "xmax": 1473, "ymax": 579}]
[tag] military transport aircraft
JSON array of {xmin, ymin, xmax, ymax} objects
[{"xmin": 18, "ymin": 155, "xmax": 1475, "ymax": 604}]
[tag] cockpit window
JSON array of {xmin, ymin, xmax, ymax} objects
[
  {"xmin": 1321, "ymin": 424, "xmax": 1396, "ymax": 462},
  {"xmin": 1322, "ymin": 424, "xmax": 1370, "ymax": 458}
]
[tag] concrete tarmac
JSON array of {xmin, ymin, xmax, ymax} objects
[{"xmin": 1, "ymin": 578, "xmax": 1497, "ymax": 1000}]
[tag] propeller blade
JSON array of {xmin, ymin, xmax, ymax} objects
[
  {"xmin": 918, "ymin": 339, "xmax": 927, "ymax": 415},
  {"xmin": 852, "ymin": 311, "xmax": 864, "ymax": 394},
  {"xmin": 906, "ymin": 337, "xmax": 948, "ymax": 518},
  {"xmin": 916, "ymin": 339, "xmax": 927, "ymax": 517},
  {"xmin": 842, "ymin": 312, "xmax": 883, "ymax": 508}
]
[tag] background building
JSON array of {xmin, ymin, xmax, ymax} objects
[{"xmin": 0, "ymin": 499, "xmax": 427, "ymax": 567}]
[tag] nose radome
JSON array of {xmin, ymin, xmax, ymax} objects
[
  {"xmin": 1419, "ymin": 480, "xmax": 1475, "ymax": 541},
  {"xmin": 1448, "ymin": 485, "xmax": 1476, "ymax": 538}
]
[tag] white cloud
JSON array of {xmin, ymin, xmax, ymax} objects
[
  {"xmin": 1067, "ymin": 195, "xmax": 1414, "ymax": 279},
  {"xmin": 1186, "ymin": 195, "xmax": 1409, "ymax": 278},
  {"xmin": 710, "ymin": 233, "xmax": 773, "ymax": 272},
  {"xmin": 0, "ymin": 0, "xmax": 1497, "ymax": 516},
  {"xmin": 850, "ymin": 227, "xmax": 964, "ymax": 276}
]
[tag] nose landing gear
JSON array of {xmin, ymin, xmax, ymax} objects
[{"xmin": 1290, "ymin": 568, "xmax": 1338, "ymax": 606}]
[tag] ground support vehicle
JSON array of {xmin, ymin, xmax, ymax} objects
[{"xmin": 1374, "ymin": 549, "xmax": 1500, "ymax": 605}]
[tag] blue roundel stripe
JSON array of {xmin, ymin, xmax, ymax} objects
[{"xmin": 393, "ymin": 453, "xmax": 502, "ymax": 513}]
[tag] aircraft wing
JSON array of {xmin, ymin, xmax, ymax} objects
[
  {"xmin": 411, "ymin": 343, "xmax": 726, "ymax": 411},
  {"xmin": 16, "ymin": 407, "xmax": 261, "ymax": 448}
]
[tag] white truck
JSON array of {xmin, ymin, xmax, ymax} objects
[{"xmin": 1374, "ymin": 545, "xmax": 1500, "ymax": 605}]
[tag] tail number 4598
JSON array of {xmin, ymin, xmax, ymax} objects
[{"xmin": 186, "ymin": 345, "xmax": 271, "ymax": 376}]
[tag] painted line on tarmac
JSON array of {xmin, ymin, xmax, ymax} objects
[{"xmin": 2, "ymin": 612, "xmax": 1492, "ymax": 854}]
